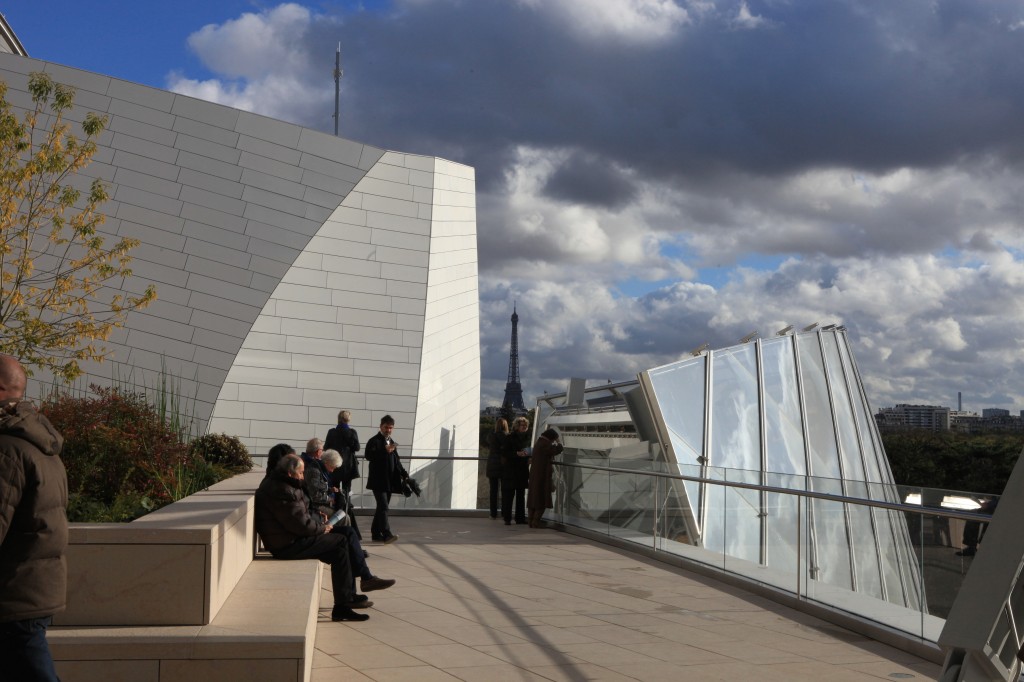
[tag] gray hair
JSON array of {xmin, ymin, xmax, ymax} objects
[
  {"xmin": 278, "ymin": 453, "xmax": 303, "ymax": 476},
  {"xmin": 338, "ymin": 409, "xmax": 351, "ymax": 423},
  {"xmin": 305, "ymin": 437, "xmax": 323, "ymax": 454},
  {"xmin": 322, "ymin": 449, "xmax": 342, "ymax": 469}
]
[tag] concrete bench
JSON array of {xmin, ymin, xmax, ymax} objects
[{"xmin": 49, "ymin": 472, "xmax": 323, "ymax": 682}]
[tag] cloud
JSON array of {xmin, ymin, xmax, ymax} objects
[
  {"xmin": 164, "ymin": 0, "xmax": 1024, "ymax": 414},
  {"xmin": 167, "ymin": 3, "xmax": 333, "ymax": 125},
  {"xmin": 516, "ymin": 0, "xmax": 691, "ymax": 43}
]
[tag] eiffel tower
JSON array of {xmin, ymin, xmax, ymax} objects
[{"xmin": 501, "ymin": 304, "xmax": 525, "ymax": 412}]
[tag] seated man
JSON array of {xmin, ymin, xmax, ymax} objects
[{"xmin": 255, "ymin": 453, "xmax": 374, "ymax": 622}]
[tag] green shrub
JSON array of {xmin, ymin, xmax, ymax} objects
[
  {"xmin": 189, "ymin": 433, "xmax": 252, "ymax": 473},
  {"xmin": 67, "ymin": 491, "xmax": 155, "ymax": 523},
  {"xmin": 153, "ymin": 456, "xmax": 231, "ymax": 502}
]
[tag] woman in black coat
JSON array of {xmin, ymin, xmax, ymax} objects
[
  {"xmin": 325, "ymin": 410, "xmax": 363, "ymax": 538},
  {"xmin": 486, "ymin": 418, "xmax": 509, "ymax": 519},
  {"xmin": 501, "ymin": 416, "xmax": 532, "ymax": 525}
]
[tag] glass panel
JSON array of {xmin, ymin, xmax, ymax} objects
[
  {"xmin": 837, "ymin": 333, "xmax": 888, "ymax": 485},
  {"xmin": 875, "ymin": 506, "xmax": 911, "ymax": 608},
  {"xmin": 848, "ymin": 502, "xmax": 884, "ymax": 599},
  {"xmin": 796, "ymin": 334, "xmax": 841, "ymax": 480},
  {"xmin": 646, "ymin": 358, "xmax": 706, "ymax": 466},
  {"xmin": 645, "ymin": 359, "xmax": 706, "ymax": 539},
  {"xmin": 723, "ymin": 469, "xmax": 762, "ymax": 565},
  {"xmin": 822, "ymin": 333, "xmax": 864, "ymax": 482},
  {"xmin": 702, "ymin": 467, "xmax": 726, "ymax": 556},
  {"xmin": 761, "ymin": 336, "xmax": 806, "ymax": 475},
  {"xmin": 764, "ymin": 487, "xmax": 800, "ymax": 581},
  {"xmin": 808, "ymin": 499, "xmax": 852, "ymax": 590},
  {"xmin": 709, "ymin": 345, "xmax": 760, "ymax": 471}
]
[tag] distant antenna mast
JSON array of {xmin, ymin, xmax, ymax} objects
[{"xmin": 332, "ymin": 43, "xmax": 343, "ymax": 136}]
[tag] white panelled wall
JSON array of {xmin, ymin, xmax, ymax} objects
[{"xmin": 1, "ymin": 52, "xmax": 481, "ymax": 508}]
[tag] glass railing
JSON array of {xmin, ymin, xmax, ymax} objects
[
  {"xmin": 550, "ymin": 458, "xmax": 997, "ymax": 644},
  {"xmin": 258, "ymin": 447, "xmax": 993, "ymax": 645}
]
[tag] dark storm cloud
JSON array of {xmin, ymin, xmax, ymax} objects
[
  {"xmin": 310, "ymin": 0, "xmax": 1024, "ymax": 195},
  {"xmin": 542, "ymin": 151, "xmax": 638, "ymax": 209}
]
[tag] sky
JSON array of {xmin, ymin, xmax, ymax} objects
[{"xmin": 7, "ymin": 0, "xmax": 1024, "ymax": 412}]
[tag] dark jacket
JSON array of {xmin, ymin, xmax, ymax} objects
[
  {"xmin": 325, "ymin": 424, "xmax": 360, "ymax": 490},
  {"xmin": 365, "ymin": 431, "xmax": 408, "ymax": 493},
  {"xmin": 0, "ymin": 401, "xmax": 68, "ymax": 622},
  {"xmin": 300, "ymin": 453, "xmax": 332, "ymax": 513},
  {"xmin": 527, "ymin": 435, "xmax": 564, "ymax": 510},
  {"xmin": 502, "ymin": 429, "xmax": 532, "ymax": 488},
  {"xmin": 486, "ymin": 431, "xmax": 506, "ymax": 478},
  {"xmin": 254, "ymin": 470, "xmax": 324, "ymax": 553}
]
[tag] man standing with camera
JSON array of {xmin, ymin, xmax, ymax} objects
[{"xmin": 365, "ymin": 415, "xmax": 408, "ymax": 543}]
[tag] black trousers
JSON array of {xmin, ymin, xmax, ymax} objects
[
  {"xmin": 331, "ymin": 525, "xmax": 372, "ymax": 581},
  {"xmin": 502, "ymin": 485, "xmax": 526, "ymax": 524},
  {"xmin": 488, "ymin": 476, "xmax": 502, "ymax": 518},
  {"xmin": 271, "ymin": 533, "xmax": 354, "ymax": 604},
  {"xmin": 371, "ymin": 489, "xmax": 393, "ymax": 540}
]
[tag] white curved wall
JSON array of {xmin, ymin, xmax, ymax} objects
[{"xmin": 1, "ymin": 53, "xmax": 480, "ymax": 505}]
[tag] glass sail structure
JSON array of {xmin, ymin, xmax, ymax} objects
[{"xmin": 636, "ymin": 328, "xmax": 922, "ymax": 610}]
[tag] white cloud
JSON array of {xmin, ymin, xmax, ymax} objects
[
  {"xmin": 516, "ymin": 0, "xmax": 690, "ymax": 43},
  {"xmin": 166, "ymin": 3, "xmax": 330, "ymax": 125},
  {"xmin": 732, "ymin": 1, "xmax": 770, "ymax": 29}
]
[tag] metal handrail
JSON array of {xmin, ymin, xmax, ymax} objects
[{"xmin": 396, "ymin": 454, "xmax": 994, "ymax": 524}]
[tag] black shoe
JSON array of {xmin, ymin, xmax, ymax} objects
[
  {"xmin": 349, "ymin": 598, "xmax": 373, "ymax": 609},
  {"xmin": 371, "ymin": 536, "xmax": 385, "ymax": 543},
  {"xmin": 504, "ymin": 520, "xmax": 511, "ymax": 525},
  {"xmin": 363, "ymin": 550, "xmax": 369, "ymax": 558},
  {"xmin": 956, "ymin": 548, "xmax": 977, "ymax": 556},
  {"xmin": 350, "ymin": 594, "xmax": 369, "ymax": 604},
  {"xmin": 332, "ymin": 606, "xmax": 370, "ymax": 622},
  {"xmin": 361, "ymin": 576, "xmax": 396, "ymax": 592},
  {"xmin": 383, "ymin": 534, "xmax": 398, "ymax": 544}
]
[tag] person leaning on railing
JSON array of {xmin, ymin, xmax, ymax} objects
[{"xmin": 527, "ymin": 428, "xmax": 564, "ymax": 528}]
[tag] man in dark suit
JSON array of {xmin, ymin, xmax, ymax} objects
[{"xmin": 365, "ymin": 415, "xmax": 408, "ymax": 543}]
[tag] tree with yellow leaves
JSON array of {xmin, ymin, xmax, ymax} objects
[{"xmin": 0, "ymin": 72, "xmax": 156, "ymax": 381}]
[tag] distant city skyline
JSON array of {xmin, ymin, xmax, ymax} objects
[{"xmin": 8, "ymin": 1, "xmax": 1024, "ymax": 411}]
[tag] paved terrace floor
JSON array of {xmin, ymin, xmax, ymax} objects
[{"xmin": 311, "ymin": 516, "xmax": 941, "ymax": 682}]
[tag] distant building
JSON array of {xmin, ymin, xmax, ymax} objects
[
  {"xmin": 982, "ymin": 408, "xmax": 1010, "ymax": 418},
  {"xmin": 949, "ymin": 411, "xmax": 980, "ymax": 433},
  {"xmin": 875, "ymin": 404, "xmax": 950, "ymax": 431}
]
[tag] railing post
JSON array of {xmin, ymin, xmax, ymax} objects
[
  {"xmin": 796, "ymin": 494, "xmax": 802, "ymax": 601},
  {"xmin": 653, "ymin": 474, "xmax": 660, "ymax": 551}
]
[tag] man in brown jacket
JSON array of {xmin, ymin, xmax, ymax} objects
[{"xmin": 0, "ymin": 355, "xmax": 68, "ymax": 681}]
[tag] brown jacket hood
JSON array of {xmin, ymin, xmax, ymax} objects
[{"xmin": 0, "ymin": 401, "xmax": 64, "ymax": 457}]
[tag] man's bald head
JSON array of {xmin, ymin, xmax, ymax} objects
[{"xmin": 0, "ymin": 355, "xmax": 27, "ymax": 402}]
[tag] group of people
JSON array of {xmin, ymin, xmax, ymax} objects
[
  {"xmin": 487, "ymin": 416, "xmax": 564, "ymax": 527},
  {"xmin": 254, "ymin": 413, "xmax": 411, "ymax": 622},
  {"xmin": 0, "ymin": 346, "xmax": 561, "ymax": 677}
]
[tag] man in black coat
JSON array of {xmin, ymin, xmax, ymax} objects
[
  {"xmin": 255, "ymin": 453, "xmax": 369, "ymax": 622},
  {"xmin": 364, "ymin": 415, "xmax": 408, "ymax": 543}
]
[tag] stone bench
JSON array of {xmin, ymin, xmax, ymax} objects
[{"xmin": 49, "ymin": 472, "xmax": 323, "ymax": 682}]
